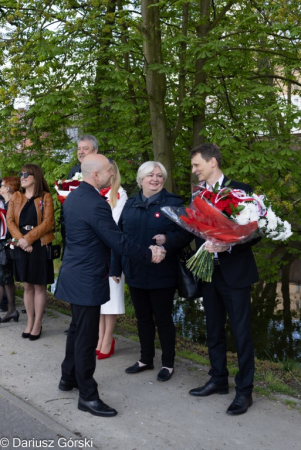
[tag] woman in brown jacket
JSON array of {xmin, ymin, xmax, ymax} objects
[{"xmin": 7, "ymin": 164, "xmax": 55, "ymax": 340}]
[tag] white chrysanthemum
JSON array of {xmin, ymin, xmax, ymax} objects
[
  {"xmin": 266, "ymin": 207, "xmax": 278, "ymax": 231},
  {"xmin": 258, "ymin": 218, "xmax": 267, "ymax": 228},
  {"xmin": 235, "ymin": 203, "xmax": 250, "ymax": 225},
  {"xmin": 266, "ymin": 230, "xmax": 278, "ymax": 237},
  {"xmin": 283, "ymin": 221, "xmax": 292, "ymax": 239},
  {"xmin": 73, "ymin": 172, "xmax": 83, "ymax": 181},
  {"xmin": 248, "ymin": 202, "xmax": 259, "ymax": 222},
  {"xmin": 235, "ymin": 202, "xmax": 259, "ymax": 225}
]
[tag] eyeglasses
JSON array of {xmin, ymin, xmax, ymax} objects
[{"xmin": 19, "ymin": 172, "xmax": 32, "ymax": 178}]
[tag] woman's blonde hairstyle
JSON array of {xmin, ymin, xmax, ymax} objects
[{"xmin": 108, "ymin": 160, "xmax": 121, "ymax": 209}]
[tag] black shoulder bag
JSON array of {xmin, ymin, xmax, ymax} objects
[{"xmin": 177, "ymin": 246, "xmax": 202, "ymax": 299}]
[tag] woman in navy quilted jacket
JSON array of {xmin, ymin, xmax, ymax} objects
[{"xmin": 111, "ymin": 161, "xmax": 191, "ymax": 382}]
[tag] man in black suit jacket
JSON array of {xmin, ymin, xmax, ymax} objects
[
  {"xmin": 188, "ymin": 143, "xmax": 260, "ymax": 415},
  {"xmin": 55, "ymin": 154, "xmax": 165, "ymax": 417}
]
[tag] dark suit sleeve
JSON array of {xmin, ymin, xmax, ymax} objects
[
  {"xmin": 230, "ymin": 236, "xmax": 261, "ymax": 254},
  {"xmin": 92, "ymin": 201, "xmax": 152, "ymax": 266},
  {"xmin": 67, "ymin": 164, "xmax": 81, "ymax": 179},
  {"xmin": 164, "ymin": 227, "xmax": 193, "ymax": 253}
]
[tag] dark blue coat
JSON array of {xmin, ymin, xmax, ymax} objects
[
  {"xmin": 195, "ymin": 176, "xmax": 260, "ymax": 288},
  {"xmin": 68, "ymin": 163, "xmax": 81, "ymax": 179},
  {"xmin": 110, "ymin": 189, "xmax": 192, "ymax": 289},
  {"xmin": 55, "ymin": 182, "xmax": 152, "ymax": 306}
]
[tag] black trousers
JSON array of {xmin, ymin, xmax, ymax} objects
[
  {"xmin": 202, "ymin": 266, "xmax": 254, "ymax": 396},
  {"xmin": 129, "ymin": 286, "xmax": 176, "ymax": 368},
  {"xmin": 61, "ymin": 304, "xmax": 100, "ymax": 401}
]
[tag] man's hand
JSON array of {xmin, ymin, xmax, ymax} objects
[
  {"xmin": 24, "ymin": 245, "xmax": 33, "ymax": 253},
  {"xmin": 112, "ymin": 276, "xmax": 121, "ymax": 284},
  {"xmin": 205, "ymin": 242, "xmax": 230, "ymax": 253},
  {"xmin": 152, "ymin": 234, "xmax": 167, "ymax": 246},
  {"xmin": 149, "ymin": 245, "xmax": 166, "ymax": 263}
]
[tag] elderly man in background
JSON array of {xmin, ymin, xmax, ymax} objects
[
  {"xmin": 68, "ymin": 134, "xmax": 99, "ymax": 178},
  {"xmin": 55, "ymin": 154, "xmax": 165, "ymax": 418}
]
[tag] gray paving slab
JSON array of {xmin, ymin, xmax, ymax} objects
[{"xmin": 0, "ymin": 304, "xmax": 301, "ymax": 450}]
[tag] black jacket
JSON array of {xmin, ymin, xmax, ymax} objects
[
  {"xmin": 195, "ymin": 176, "xmax": 260, "ymax": 288},
  {"xmin": 110, "ymin": 188, "xmax": 192, "ymax": 289},
  {"xmin": 68, "ymin": 163, "xmax": 81, "ymax": 179},
  {"xmin": 55, "ymin": 182, "xmax": 152, "ymax": 306}
]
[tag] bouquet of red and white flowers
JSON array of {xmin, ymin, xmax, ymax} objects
[
  {"xmin": 162, "ymin": 183, "xmax": 292, "ymax": 282},
  {"xmin": 54, "ymin": 172, "xmax": 83, "ymax": 204}
]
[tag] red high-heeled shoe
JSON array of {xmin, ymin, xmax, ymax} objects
[
  {"xmin": 95, "ymin": 349, "xmax": 100, "ymax": 356},
  {"xmin": 97, "ymin": 338, "xmax": 115, "ymax": 360},
  {"xmin": 110, "ymin": 338, "xmax": 115, "ymax": 355}
]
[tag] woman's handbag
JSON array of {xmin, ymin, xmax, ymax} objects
[
  {"xmin": 177, "ymin": 246, "xmax": 202, "ymax": 299},
  {"xmin": 47, "ymin": 244, "xmax": 61, "ymax": 260}
]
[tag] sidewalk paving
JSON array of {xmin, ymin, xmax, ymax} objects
[{"xmin": 0, "ymin": 304, "xmax": 300, "ymax": 450}]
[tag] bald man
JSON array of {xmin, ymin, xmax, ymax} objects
[{"xmin": 55, "ymin": 154, "xmax": 165, "ymax": 417}]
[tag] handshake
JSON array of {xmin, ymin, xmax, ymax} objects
[
  {"xmin": 149, "ymin": 245, "xmax": 166, "ymax": 264},
  {"xmin": 112, "ymin": 245, "xmax": 166, "ymax": 284}
]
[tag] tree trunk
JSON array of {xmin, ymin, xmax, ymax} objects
[
  {"xmin": 141, "ymin": 0, "xmax": 174, "ymax": 192},
  {"xmin": 192, "ymin": 0, "xmax": 210, "ymax": 148},
  {"xmin": 281, "ymin": 253, "xmax": 294, "ymax": 329}
]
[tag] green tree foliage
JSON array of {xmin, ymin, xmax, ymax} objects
[{"xmin": 0, "ymin": 0, "xmax": 300, "ymax": 282}]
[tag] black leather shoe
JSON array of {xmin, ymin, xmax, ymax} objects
[
  {"xmin": 22, "ymin": 332, "xmax": 30, "ymax": 339},
  {"xmin": 29, "ymin": 327, "xmax": 42, "ymax": 341},
  {"xmin": 157, "ymin": 368, "xmax": 174, "ymax": 382},
  {"xmin": 189, "ymin": 381, "xmax": 229, "ymax": 397},
  {"xmin": 78, "ymin": 397, "xmax": 117, "ymax": 417},
  {"xmin": 226, "ymin": 394, "xmax": 253, "ymax": 415},
  {"xmin": 125, "ymin": 361, "xmax": 154, "ymax": 374},
  {"xmin": 58, "ymin": 378, "xmax": 79, "ymax": 391}
]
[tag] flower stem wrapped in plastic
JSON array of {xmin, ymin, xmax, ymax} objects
[{"xmin": 161, "ymin": 185, "xmax": 292, "ymax": 282}]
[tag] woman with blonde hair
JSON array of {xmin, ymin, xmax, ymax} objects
[
  {"xmin": 0, "ymin": 176, "xmax": 20, "ymax": 323},
  {"xmin": 7, "ymin": 164, "xmax": 55, "ymax": 340},
  {"xmin": 96, "ymin": 159, "xmax": 127, "ymax": 359}
]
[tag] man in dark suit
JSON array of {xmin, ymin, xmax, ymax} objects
[
  {"xmin": 188, "ymin": 143, "xmax": 260, "ymax": 415},
  {"xmin": 55, "ymin": 154, "xmax": 165, "ymax": 417}
]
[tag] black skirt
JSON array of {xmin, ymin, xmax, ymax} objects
[
  {"xmin": 13, "ymin": 240, "xmax": 54, "ymax": 285},
  {"xmin": 13, "ymin": 197, "xmax": 54, "ymax": 285}
]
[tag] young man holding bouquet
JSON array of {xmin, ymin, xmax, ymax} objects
[{"xmin": 189, "ymin": 143, "xmax": 260, "ymax": 415}]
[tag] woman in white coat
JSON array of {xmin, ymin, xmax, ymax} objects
[{"xmin": 96, "ymin": 159, "xmax": 127, "ymax": 359}]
